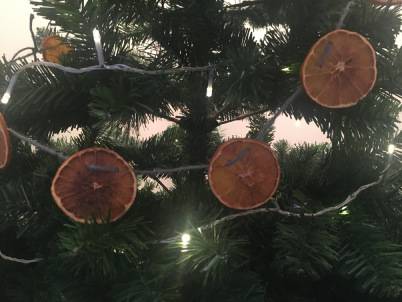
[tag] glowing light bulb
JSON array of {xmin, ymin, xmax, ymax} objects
[
  {"xmin": 282, "ymin": 67, "xmax": 290, "ymax": 71},
  {"xmin": 182, "ymin": 234, "xmax": 190, "ymax": 243},
  {"xmin": 295, "ymin": 120, "xmax": 300, "ymax": 127},
  {"xmin": 182, "ymin": 234, "xmax": 190, "ymax": 246},
  {"xmin": 388, "ymin": 144, "xmax": 395, "ymax": 154},
  {"xmin": 206, "ymin": 87, "xmax": 212, "ymax": 97},
  {"xmin": 1, "ymin": 93, "xmax": 10, "ymax": 104},
  {"xmin": 93, "ymin": 29, "xmax": 104, "ymax": 65},
  {"xmin": 93, "ymin": 29, "xmax": 101, "ymax": 43},
  {"xmin": 206, "ymin": 69, "xmax": 214, "ymax": 97},
  {"xmin": 175, "ymin": 139, "xmax": 178, "ymax": 142}
]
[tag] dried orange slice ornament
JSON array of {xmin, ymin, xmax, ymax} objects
[
  {"xmin": 300, "ymin": 29, "xmax": 376, "ymax": 108},
  {"xmin": 0, "ymin": 112, "xmax": 11, "ymax": 169},
  {"xmin": 51, "ymin": 148, "xmax": 137, "ymax": 223},
  {"xmin": 208, "ymin": 138, "xmax": 280, "ymax": 210},
  {"xmin": 41, "ymin": 35, "xmax": 73, "ymax": 64},
  {"xmin": 366, "ymin": 0, "xmax": 402, "ymax": 5}
]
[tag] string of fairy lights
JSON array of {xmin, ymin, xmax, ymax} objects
[
  {"xmin": 0, "ymin": 0, "xmax": 354, "ymax": 174},
  {"xmin": 0, "ymin": 0, "xmax": 394, "ymax": 264}
]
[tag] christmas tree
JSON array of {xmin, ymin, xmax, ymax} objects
[{"xmin": 1, "ymin": 0, "xmax": 402, "ymax": 301}]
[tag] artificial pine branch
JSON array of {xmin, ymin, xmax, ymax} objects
[{"xmin": 1, "ymin": 0, "xmax": 402, "ymax": 301}]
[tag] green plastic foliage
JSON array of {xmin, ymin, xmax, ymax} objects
[
  {"xmin": 339, "ymin": 220, "xmax": 402, "ymax": 298},
  {"xmin": 172, "ymin": 223, "xmax": 265, "ymax": 301},
  {"xmin": 274, "ymin": 218, "xmax": 339, "ymax": 280},
  {"xmin": 176, "ymin": 224, "xmax": 248, "ymax": 284},
  {"xmin": 55, "ymin": 215, "xmax": 149, "ymax": 278},
  {"xmin": 0, "ymin": 0, "xmax": 402, "ymax": 301},
  {"xmin": 246, "ymin": 114, "xmax": 275, "ymax": 144}
]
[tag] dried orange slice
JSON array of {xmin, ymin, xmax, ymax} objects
[
  {"xmin": 208, "ymin": 138, "xmax": 280, "ymax": 210},
  {"xmin": 51, "ymin": 148, "xmax": 137, "ymax": 223},
  {"xmin": 366, "ymin": 0, "xmax": 402, "ymax": 5},
  {"xmin": 300, "ymin": 29, "xmax": 376, "ymax": 108},
  {"xmin": 41, "ymin": 35, "xmax": 73, "ymax": 64},
  {"xmin": 0, "ymin": 112, "xmax": 11, "ymax": 169}
]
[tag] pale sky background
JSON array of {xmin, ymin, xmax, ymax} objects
[{"xmin": 1, "ymin": 0, "xmax": 401, "ymax": 145}]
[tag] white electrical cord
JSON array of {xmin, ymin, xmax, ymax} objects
[{"xmin": 1, "ymin": 60, "xmax": 216, "ymax": 104}]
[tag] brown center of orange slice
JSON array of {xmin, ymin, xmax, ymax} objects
[
  {"xmin": 51, "ymin": 148, "xmax": 137, "ymax": 223},
  {"xmin": 0, "ymin": 112, "xmax": 11, "ymax": 169},
  {"xmin": 208, "ymin": 138, "xmax": 280, "ymax": 210},
  {"xmin": 300, "ymin": 29, "xmax": 377, "ymax": 108}
]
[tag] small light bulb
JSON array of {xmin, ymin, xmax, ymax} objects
[
  {"xmin": 282, "ymin": 67, "xmax": 290, "ymax": 72},
  {"xmin": 93, "ymin": 29, "xmax": 101, "ymax": 43},
  {"xmin": 388, "ymin": 144, "xmax": 395, "ymax": 154},
  {"xmin": 295, "ymin": 120, "xmax": 300, "ymax": 127},
  {"xmin": 206, "ymin": 69, "xmax": 214, "ymax": 97},
  {"xmin": 1, "ymin": 93, "xmax": 10, "ymax": 104},
  {"xmin": 182, "ymin": 234, "xmax": 190, "ymax": 243},
  {"xmin": 175, "ymin": 139, "xmax": 178, "ymax": 142},
  {"xmin": 92, "ymin": 29, "xmax": 105, "ymax": 65}
]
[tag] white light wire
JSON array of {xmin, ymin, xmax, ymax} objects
[
  {"xmin": 0, "ymin": 0, "xmax": 364, "ymax": 262},
  {"xmin": 148, "ymin": 171, "xmax": 384, "ymax": 245},
  {"xmin": 1, "ymin": 61, "xmax": 216, "ymax": 104},
  {"xmin": 0, "ymin": 250, "xmax": 42, "ymax": 264},
  {"xmin": 1, "ymin": 170, "xmax": 385, "ymax": 262}
]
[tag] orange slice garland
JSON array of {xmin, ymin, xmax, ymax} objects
[
  {"xmin": 51, "ymin": 148, "xmax": 137, "ymax": 223},
  {"xmin": 0, "ymin": 112, "xmax": 11, "ymax": 169},
  {"xmin": 208, "ymin": 138, "xmax": 280, "ymax": 210},
  {"xmin": 366, "ymin": 0, "xmax": 402, "ymax": 5},
  {"xmin": 41, "ymin": 35, "xmax": 73, "ymax": 64},
  {"xmin": 300, "ymin": 29, "xmax": 376, "ymax": 108}
]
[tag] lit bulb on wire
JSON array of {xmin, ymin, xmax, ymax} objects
[
  {"xmin": 1, "ymin": 93, "xmax": 10, "ymax": 104},
  {"xmin": 181, "ymin": 233, "xmax": 190, "ymax": 252},
  {"xmin": 206, "ymin": 69, "xmax": 214, "ymax": 97},
  {"xmin": 92, "ymin": 29, "xmax": 104, "ymax": 65},
  {"xmin": 182, "ymin": 234, "xmax": 190, "ymax": 246},
  {"xmin": 93, "ymin": 29, "xmax": 101, "ymax": 43},
  {"xmin": 1, "ymin": 75, "xmax": 18, "ymax": 104}
]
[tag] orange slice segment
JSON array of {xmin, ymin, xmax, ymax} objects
[
  {"xmin": 366, "ymin": 0, "xmax": 402, "ymax": 5},
  {"xmin": 0, "ymin": 113, "xmax": 11, "ymax": 169},
  {"xmin": 300, "ymin": 29, "xmax": 376, "ymax": 108},
  {"xmin": 208, "ymin": 138, "xmax": 280, "ymax": 210},
  {"xmin": 51, "ymin": 148, "xmax": 137, "ymax": 223},
  {"xmin": 41, "ymin": 35, "xmax": 73, "ymax": 64}
]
